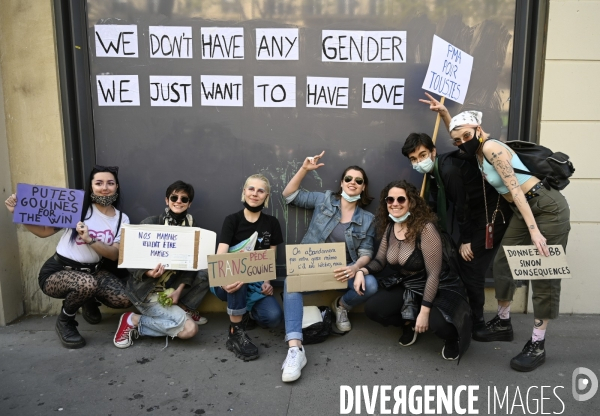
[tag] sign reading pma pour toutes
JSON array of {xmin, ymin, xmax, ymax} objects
[{"xmin": 503, "ymin": 245, "xmax": 571, "ymax": 280}]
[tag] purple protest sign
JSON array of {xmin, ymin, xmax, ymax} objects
[{"xmin": 13, "ymin": 183, "xmax": 84, "ymax": 228}]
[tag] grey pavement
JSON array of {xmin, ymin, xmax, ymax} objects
[{"xmin": 1, "ymin": 313, "xmax": 599, "ymax": 416}]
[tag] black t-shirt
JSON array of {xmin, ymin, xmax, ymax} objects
[{"xmin": 219, "ymin": 210, "xmax": 284, "ymax": 250}]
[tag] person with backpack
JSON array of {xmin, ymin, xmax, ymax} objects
[
  {"xmin": 401, "ymin": 132, "xmax": 511, "ymax": 340},
  {"xmin": 4, "ymin": 165, "xmax": 132, "ymax": 349},
  {"xmin": 363, "ymin": 180, "xmax": 472, "ymax": 362},
  {"xmin": 423, "ymin": 95, "xmax": 571, "ymax": 372}
]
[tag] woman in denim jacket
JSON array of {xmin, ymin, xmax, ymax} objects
[{"xmin": 280, "ymin": 151, "xmax": 378, "ymax": 382}]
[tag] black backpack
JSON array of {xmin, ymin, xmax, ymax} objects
[
  {"xmin": 503, "ymin": 140, "xmax": 575, "ymax": 190},
  {"xmin": 302, "ymin": 306, "xmax": 333, "ymax": 344}
]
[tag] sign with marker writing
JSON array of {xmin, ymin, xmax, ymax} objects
[
  {"xmin": 254, "ymin": 76, "xmax": 296, "ymax": 107},
  {"xmin": 95, "ymin": 25, "xmax": 138, "ymax": 58},
  {"xmin": 200, "ymin": 75, "xmax": 243, "ymax": 106},
  {"xmin": 503, "ymin": 245, "xmax": 571, "ymax": 280},
  {"xmin": 207, "ymin": 250, "xmax": 276, "ymax": 286},
  {"xmin": 118, "ymin": 224, "xmax": 216, "ymax": 271},
  {"xmin": 149, "ymin": 76, "xmax": 192, "ymax": 106},
  {"xmin": 200, "ymin": 27, "xmax": 244, "ymax": 59},
  {"xmin": 13, "ymin": 183, "xmax": 83, "ymax": 228},
  {"xmin": 321, "ymin": 30, "xmax": 406, "ymax": 63},
  {"xmin": 422, "ymin": 35, "xmax": 473, "ymax": 104},
  {"xmin": 285, "ymin": 242, "xmax": 346, "ymax": 292},
  {"xmin": 256, "ymin": 28, "xmax": 299, "ymax": 60},
  {"xmin": 97, "ymin": 75, "xmax": 140, "ymax": 106},
  {"xmin": 149, "ymin": 26, "xmax": 192, "ymax": 58},
  {"xmin": 306, "ymin": 77, "xmax": 349, "ymax": 108},
  {"xmin": 362, "ymin": 78, "xmax": 404, "ymax": 109}
]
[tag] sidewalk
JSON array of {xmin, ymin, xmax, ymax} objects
[{"xmin": 0, "ymin": 313, "xmax": 598, "ymax": 416}]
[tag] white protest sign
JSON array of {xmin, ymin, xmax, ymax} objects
[
  {"xmin": 321, "ymin": 30, "xmax": 406, "ymax": 63},
  {"xmin": 118, "ymin": 224, "xmax": 216, "ymax": 271},
  {"xmin": 95, "ymin": 25, "xmax": 138, "ymax": 58},
  {"xmin": 149, "ymin": 76, "xmax": 192, "ymax": 107},
  {"xmin": 362, "ymin": 78, "xmax": 404, "ymax": 109},
  {"xmin": 503, "ymin": 245, "xmax": 571, "ymax": 280},
  {"xmin": 254, "ymin": 76, "xmax": 296, "ymax": 107},
  {"xmin": 149, "ymin": 26, "xmax": 193, "ymax": 58},
  {"xmin": 256, "ymin": 28, "xmax": 299, "ymax": 60},
  {"xmin": 306, "ymin": 77, "xmax": 349, "ymax": 108},
  {"xmin": 200, "ymin": 75, "xmax": 243, "ymax": 106},
  {"xmin": 200, "ymin": 27, "xmax": 244, "ymax": 59},
  {"xmin": 96, "ymin": 75, "xmax": 140, "ymax": 106},
  {"xmin": 422, "ymin": 35, "xmax": 473, "ymax": 104}
]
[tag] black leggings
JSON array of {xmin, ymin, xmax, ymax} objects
[
  {"xmin": 364, "ymin": 284, "xmax": 458, "ymax": 340},
  {"xmin": 43, "ymin": 270, "xmax": 131, "ymax": 315}
]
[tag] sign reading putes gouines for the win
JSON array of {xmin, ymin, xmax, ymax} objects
[
  {"xmin": 207, "ymin": 250, "xmax": 276, "ymax": 286},
  {"xmin": 118, "ymin": 224, "xmax": 216, "ymax": 271},
  {"xmin": 286, "ymin": 242, "xmax": 347, "ymax": 292},
  {"xmin": 503, "ymin": 245, "xmax": 571, "ymax": 280}
]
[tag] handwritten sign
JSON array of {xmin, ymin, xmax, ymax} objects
[
  {"xmin": 503, "ymin": 245, "xmax": 571, "ymax": 280},
  {"xmin": 306, "ymin": 77, "xmax": 349, "ymax": 108},
  {"xmin": 362, "ymin": 78, "xmax": 404, "ymax": 109},
  {"xmin": 200, "ymin": 75, "xmax": 243, "ymax": 106},
  {"xmin": 200, "ymin": 27, "xmax": 244, "ymax": 59},
  {"xmin": 118, "ymin": 224, "xmax": 216, "ymax": 271},
  {"xmin": 97, "ymin": 75, "xmax": 140, "ymax": 106},
  {"xmin": 207, "ymin": 250, "xmax": 276, "ymax": 286},
  {"xmin": 95, "ymin": 25, "xmax": 138, "ymax": 58},
  {"xmin": 149, "ymin": 76, "xmax": 192, "ymax": 107},
  {"xmin": 286, "ymin": 243, "xmax": 346, "ymax": 292},
  {"xmin": 13, "ymin": 183, "xmax": 83, "ymax": 228},
  {"xmin": 149, "ymin": 26, "xmax": 192, "ymax": 58},
  {"xmin": 321, "ymin": 30, "xmax": 406, "ymax": 63},
  {"xmin": 254, "ymin": 76, "xmax": 296, "ymax": 107},
  {"xmin": 256, "ymin": 28, "xmax": 299, "ymax": 60},
  {"xmin": 422, "ymin": 35, "xmax": 473, "ymax": 104}
]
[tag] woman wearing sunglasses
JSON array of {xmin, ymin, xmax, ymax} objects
[
  {"xmin": 4, "ymin": 165, "xmax": 132, "ymax": 349},
  {"xmin": 211, "ymin": 174, "xmax": 284, "ymax": 362},
  {"xmin": 280, "ymin": 151, "xmax": 377, "ymax": 382},
  {"xmin": 363, "ymin": 180, "xmax": 472, "ymax": 361}
]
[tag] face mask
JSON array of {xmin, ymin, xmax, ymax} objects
[
  {"xmin": 341, "ymin": 190, "xmax": 361, "ymax": 203},
  {"xmin": 91, "ymin": 193, "xmax": 118, "ymax": 206},
  {"xmin": 389, "ymin": 212, "xmax": 411, "ymax": 223},
  {"xmin": 243, "ymin": 201, "xmax": 264, "ymax": 212},
  {"xmin": 412, "ymin": 157, "xmax": 435, "ymax": 174},
  {"xmin": 457, "ymin": 128, "xmax": 481, "ymax": 157}
]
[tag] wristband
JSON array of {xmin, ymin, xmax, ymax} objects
[{"xmin": 87, "ymin": 238, "xmax": 97, "ymax": 245}]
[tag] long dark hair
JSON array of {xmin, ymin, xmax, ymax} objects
[
  {"xmin": 333, "ymin": 165, "xmax": 374, "ymax": 208},
  {"xmin": 375, "ymin": 180, "xmax": 437, "ymax": 242},
  {"xmin": 69, "ymin": 165, "xmax": 121, "ymax": 242}
]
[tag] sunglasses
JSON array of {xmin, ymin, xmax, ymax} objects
[
  {"xmin": 343, "ymin": 175, "xmax": 364, "ymax": 185},
  {"xmin": 169, "ymin": 195, "xmax": 190, "ymax": 203},
  {"xmin": 246, "ymin": 186, "xmax": 266, "ymax": 195},
  {"xmin": 94, "ymin": 165, "xmax": 119, "ymax": 174},
  {"xmin": 385, "ymin": 196, "xmax": 407, "ymax": 204}
]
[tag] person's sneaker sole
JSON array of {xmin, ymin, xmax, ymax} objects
[
  {"xmin": 472, "ymin": 330, "xmax": 514, "ymax": 342},
  {"xmin": 55, "ymin": 325, "xmax": 86, "ymax": 349},
  {"xmin": 331, "ymin": 297, "xmax": 351, "ymax": 332},
  {"xmin": 399, "ymin": 328, "xmax": 417, "ymax": 347},
  {"xmin": 226, "ymin": 339, "xmax": 259, "ymax": 361},
  {"xmin": 441, "ymin": 345, "xmax": 459, "ymax": 361},
  {"xmin": 510, "ymin": 355, "xmax": 546, "ymax": 372},
  {"xmin": 282, "ymin": 354, "xmax": 307, "ymax": 382}
]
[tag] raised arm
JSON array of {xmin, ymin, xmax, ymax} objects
[
  {"xmin": 482, "ymin": 141, "xmax": 549, "ymax": 256},
  {"xmin": 282, "ymin": 151, "xmax": 325, "ymax": 197},
  {"xmin": 419, "ymin": 93, "xmax": 451, "ymax": 131}
]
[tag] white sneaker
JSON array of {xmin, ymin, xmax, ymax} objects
[
  {"xmin": 281, "ymin": 346, "xmax": 307, "ymax": 382},
  {"xmin": 331, "ymin": 296, "xmax": 351, "ymax": 332}
]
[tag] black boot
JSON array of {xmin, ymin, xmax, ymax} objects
[
  {"xmin": 240, "ymin": 311, "xmax": 257, "ymax": 331},
  {"xmin": 510, "ymin": 339, "xmax": 546, "ymax": 372},
  {"xmin": 472, "ymin": 315, "xmax": 514, "ymax": 342},
  {"xmin": 81, "ymin": 298, "xmax": 102, "ymax": 325},
  {"xmin": 55, "ymin": 310, "xmax": 86, "ymax": 349},
  {"xmin": 226, "ymin": 324, "xmax": 259, "ymax": 361}
]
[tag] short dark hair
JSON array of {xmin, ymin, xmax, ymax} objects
[
  {"xmin": 401, "ymin": 133, "xmax": 435, "ymax": 158},
  {"xmin": 166, "ymin": 180, "xmax": 195, "ymax": 202}
]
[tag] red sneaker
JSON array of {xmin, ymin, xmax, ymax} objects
[
  {"xmin": 186, "ymin": 309, "xmax": 208, "ymax": 325},
  {"xmin": 114, "ymin": 312, "xmax": 138, "ymax": 348}
]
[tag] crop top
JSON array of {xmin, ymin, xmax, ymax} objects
[{"xmin": 480, "ymin": 140, "xmax": 532, "ymax": 195}]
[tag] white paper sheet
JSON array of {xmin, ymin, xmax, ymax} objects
[
  {"xmin": 254, "ymin": 76, "xmax": 296, "ymax": 107},
  {"xmin": 362, "ymin": 78, "xmax": 404, "ymax": 109},
  {"xmin": 200, "ymin": 27, "xmax": 244, "ymax": 59},
  {"xmin": 149, "ymin": 26, "xmax": 193, "ymax": 58},
  {"xmin": 95, "ymin": 25, "xmax": 138, "ymax": 58},
  {"xmin": 200, "ymin": 75, "xmax": 243, "ymax": 106},
  {"xmin": 256, "ymin": 28, "xmax": 299, "ymax": 60},
  {"xmin": 96, "ymin": 75, "xmax": 140, "ymax": 106},
  {"xmin": 306, "ymin": 77, "xmax": 349, "ymax": 108},
  {"xmin": 149, "ymin": 76, "xmax": 192, "ymax": 107},
  {"xmin": 321, "ymin": 30, "xmax": 406, "ymax": 63}
]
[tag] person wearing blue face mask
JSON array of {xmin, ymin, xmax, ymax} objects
[
  {"xmin": 280, "ymin": 151, "xmax": 378, "ymax": 382},
  {"xmin": 362, "ymin": 180, "xmax": 472, "ymax": 362},
  {"xmin": 401, "ymin": 130, "xmax": 512, "ymax": 341}
]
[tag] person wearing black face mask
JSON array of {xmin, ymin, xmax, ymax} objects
[
  {"xmin": 211, "ymin": 174, "xmax": 284, "ymax": 362},
  {"xmin": 423, "ymin": 96, "xmax": 571, "ymax": 373},
  {"xmin": 113, "ymin": 180, "xmax": 210, "ymax": 349}
]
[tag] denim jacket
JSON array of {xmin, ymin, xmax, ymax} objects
[{"xmin": 285, "ymin": 189, "xmax": 375, "ymax": 262}]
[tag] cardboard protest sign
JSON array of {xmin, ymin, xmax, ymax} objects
[
  {"xmin": 285, "ymin": 242, "xmax": 347, "ymax": 292},
  {"xmin": 118, "ymin": 224, "xmax": 216, "ymax": 271},
  {"xmin": 206, "ymin": 250, "xmax": 276, "ymax": 287},
  {"xmin": 13, "ymin": 183, "xmax": 84, "ymax": 228},
  {"xmin": 422, "ymin": 35, "xmax": 473, "ymax": 104},
  {"xmin": 503, "ymin": 245, "xmax": 571, "ymax": 280}
]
